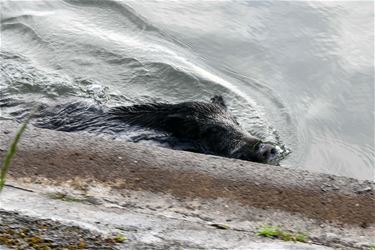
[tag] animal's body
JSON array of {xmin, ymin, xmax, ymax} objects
[{"xmin": 109, "ymin": 96, "xmax": 277, "ymax": 163}]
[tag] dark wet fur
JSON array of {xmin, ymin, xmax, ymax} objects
[
  {"xmin": 28, "ymin": 96, "xmax": 278, "ymax": 163},
  {"xmin": 109, "ymin": 96, "xmax": 278, "ymax": 163}
]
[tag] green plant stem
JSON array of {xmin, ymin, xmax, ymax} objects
[{"xmin": 0, "ymin": 108, "xmax": 37, "ymax": 192}]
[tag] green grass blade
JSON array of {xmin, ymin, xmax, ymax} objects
[{"xmin": 0, "ymin": 108, "xmax": 37, "ymax": 192}]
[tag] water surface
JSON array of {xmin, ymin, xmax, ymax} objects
[{"xmin": 1, "ymin": 0, "xmax": 374, "ymax": 180}]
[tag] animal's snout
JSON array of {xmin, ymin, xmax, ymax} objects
[{"xmin": 257, "ymin": 143, "xmax": 277, "ymax": 162}]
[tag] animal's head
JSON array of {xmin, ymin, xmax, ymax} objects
[{"xmin": 230, "ymin": 137, "xmax": 278, "ymax": 164}]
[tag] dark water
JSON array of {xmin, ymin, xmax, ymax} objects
[{"xmin": 1, "ymin": 0, "xmax": 374, "ymax": 180}]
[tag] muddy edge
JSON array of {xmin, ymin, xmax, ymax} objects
[{"xmin": 0, "ymin": 120, "xmax": 374, "ymax": 226}]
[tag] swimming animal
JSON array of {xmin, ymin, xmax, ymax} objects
[{"xmin": 109, "ymin": 96, "xmax": 278, "ymax": 164}]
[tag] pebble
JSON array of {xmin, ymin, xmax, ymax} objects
[{"xmin": 355, "ymin": 186, "xmax": 372, "ymax": 194}]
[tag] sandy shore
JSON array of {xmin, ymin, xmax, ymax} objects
[{"xmin": 0, "ymin": 120, "xmax": 374, "ymax": 249}]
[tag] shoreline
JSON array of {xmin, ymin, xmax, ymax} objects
[{"xmin": 0, "ymin": 120, "xmax": 374, "ymax": 249}]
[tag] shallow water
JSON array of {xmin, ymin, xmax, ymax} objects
[{"xmin": 0, "ymin": 0, "xmax": 374, "ymax": 180}]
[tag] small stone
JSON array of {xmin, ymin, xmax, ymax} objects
[
  {"xmin": 86, "ymin": 196, "xmax": 103, "ymax": 205},
  {"xmin": 355, "ymin": 186, "xmax": 372, "ymax": 194},
  {"xmin": 42, "ymin": 237, "xmax": 54, "ymax": 243},
  {"xmin": 324, "ymin": 232, "xmax": 339, "ymax": 241}
]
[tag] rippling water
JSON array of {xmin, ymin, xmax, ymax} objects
[{"xmin": 1, "ymin": 0, "xmax": 374, "ymax": 180}]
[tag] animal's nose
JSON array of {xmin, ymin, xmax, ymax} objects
[{"xmin": 258, "ymin": 143, "xmax": 277, "ymax": 162}]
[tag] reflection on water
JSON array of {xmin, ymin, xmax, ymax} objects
[{"xmin": 0, "ymin": 0, "xmax": 373, "ymax": 180}]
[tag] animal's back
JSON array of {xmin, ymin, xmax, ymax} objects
[{"xmin": 109, "ymin": 100, "xmax": 239, "ymax": 141}]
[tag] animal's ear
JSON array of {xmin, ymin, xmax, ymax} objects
[{"xmin": 210, "ymin": 95, "xmax": 227, "ymax": 110}]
